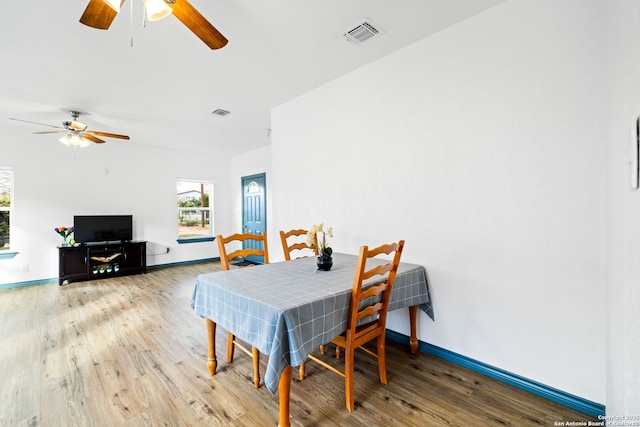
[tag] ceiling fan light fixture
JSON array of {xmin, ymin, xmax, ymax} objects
[
  {"xmin": 144, "ymin": 0, "xmax": 173, "ymax": 22},
  {"xmin": 69, "ymin": 120, "xmax": 88, "ymax": 132},
  {"xmin": 59, "ymin": 134, "xmax": 91, "ymax": 148},
  {"xmin": 102, "ymin": 0, "xmax": 121, "ymax": 13}
]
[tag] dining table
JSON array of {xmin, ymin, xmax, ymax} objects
[{"xmin": 190, "ymin": 252, "xmax": 433, "ymax": 426}]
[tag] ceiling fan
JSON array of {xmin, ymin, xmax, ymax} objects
[
  {"xmin": 79, "ymin": 0, "xmax": 228, "ymax": 50},
  {"xmin": 9, "ymin": 110, "xmax": 130, "ymax": 148}
]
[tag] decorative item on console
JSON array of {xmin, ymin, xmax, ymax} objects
[{"xmin": 54, "ymin": 226, "xmax": 75, "ymax": 246}]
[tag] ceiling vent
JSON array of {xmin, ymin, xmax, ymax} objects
[
  {"xmin": 343, "ymin": 20, "xmax": 382, "ymax": 44},
  {"xmin": 211, "ymin": 109, "xmax": 230, "ymax": 116}
]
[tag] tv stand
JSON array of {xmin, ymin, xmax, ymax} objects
[{"xmin": 58, "ymin": 241, "xmax": 147, "ymax": 286}]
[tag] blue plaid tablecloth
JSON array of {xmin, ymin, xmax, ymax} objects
[{"xmin": 190, "ymin": 252, "xmax": 432, "ymax": 395}]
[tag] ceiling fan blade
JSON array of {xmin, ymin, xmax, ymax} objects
[
  {"xmin": 9, "ymin": 117, "xmax": 63, "ymax": 129},
  {"xmin": 33, "ymin": 130, "xmax": 66, "ymax": 134},
  {"xmin": 79, "ymin": 0, "xmax": 125, "ymax": 30},
  {"xmin": 87, "ymin": 130, "xmax": 130, "ymax": 140},
  {"xmin": 170, "ymin": 0, "xmax": 228, "ymax": 50},
  {"xmin": 83, "ymin": 134, "xmax": 106, "ymax": 144}
]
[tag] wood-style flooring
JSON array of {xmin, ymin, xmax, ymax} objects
[{"xmin": 0, "ymin": 262, "xmax": 598, "ymax": 426}]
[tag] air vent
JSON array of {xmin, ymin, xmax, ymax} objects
[
  {"xmin": 211, "ymin": 109, "xmax": 230, "ymax": 116},
  {"xmin": 343, "ymin": 20, "xmax": 382, "ymax": 44}
]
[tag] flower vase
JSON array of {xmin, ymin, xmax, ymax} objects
[
  {"xmin": 317, "ymin": 256, "xmax": 333, "ymax": 271},
  {"xmin": 61, "ymin": 236, "xmax": 72, "ymax": 247}
]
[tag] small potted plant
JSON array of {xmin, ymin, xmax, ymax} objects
[{"xmin": 307, "ymin": 223, "xmax": 333, "ymax": 271}]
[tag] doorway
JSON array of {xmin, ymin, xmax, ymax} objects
[{"xmin": 241, "ymin": 173, "xmax": 266, "ymax": 264}]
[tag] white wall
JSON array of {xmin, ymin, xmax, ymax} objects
[
  {"xmin": 0, "ymin": 127, "xmax": 231, "ymax": 285},
  {"xmin": 604, "ymin": 0, "xmax": 640, "ymax": 416},
  {"xmin": 272, "ymin": 0, "xmax": 606, "ymax": 404}
]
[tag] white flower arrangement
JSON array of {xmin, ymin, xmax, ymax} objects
[{"xmin": 307, "ymin": 223, "xmax": 333, "ymax": 259}]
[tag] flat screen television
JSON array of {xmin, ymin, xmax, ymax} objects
[{"xmin": 74, "ymin": 215, "xmax": 133, "ymax": 245}]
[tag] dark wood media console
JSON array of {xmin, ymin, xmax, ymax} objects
[{"xmin": 58, "ymin": 241, "xmax": 147, "ymax": 286}]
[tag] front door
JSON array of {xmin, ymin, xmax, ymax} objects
[{"xmin": 241, "ymin": 173, "xmax": 266, "ymax": 264}]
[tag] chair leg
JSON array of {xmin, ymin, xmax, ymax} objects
[
  {"xmin": 299, "ymin": 362, "xmax": 305, "ymax": 380},
  {"xmin": 344, "ymin": 345, "xmax": 355, "ymax": 412},
  {"xmin": 252, "ymin": 346, "xmax": 260, "ymax": 389},
  {"xmin": 227, "ymin": 332, "xmax": 235, "ymax": 363},
  {"xmin": 377, "ymin": 335, "xmax": 387, "ymax": 385}
]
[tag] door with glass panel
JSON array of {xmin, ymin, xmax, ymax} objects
[{"xmin": 241, "ymin": 173, "xmax": 266, "ymax": 264}]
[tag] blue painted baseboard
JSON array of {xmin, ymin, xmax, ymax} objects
[
  {"xmin": 0, "ymin": 257, "xmax": 220, "ymax": 290},
  {"xmin": 147, "ymin": 257, "xmax": 219, "ymax": 270},
  {"xmin": 0, "ymin": 277, "xmax": 57, "ymax": 290},
  {"xmin": 385, "ymin": 329, "xmax": 605, "ymax": 419}
]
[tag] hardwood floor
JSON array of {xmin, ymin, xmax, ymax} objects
[{"xmin": 0, "ymin": 262, "xmax": 597, "ymax": 426}]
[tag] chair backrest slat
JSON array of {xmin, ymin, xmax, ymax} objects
[
  {"xmin": 362, "ymin": 263, "xmax": 393, "ymax": 280},
  {"xmin": 355, "ymin": 302, "xmax": 385, "ymax": 323}
]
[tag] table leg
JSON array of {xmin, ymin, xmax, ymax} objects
[
  {"xmin": 408, "ymin": 305, "xmax": 418, "ymax": 354},
  {"xmin": 278, "ymin": 365, "xmax": 292, "ymax": 427},
  {"xmin": 206, "ymin": 318, "xmax": 217, "ymax": 375},
  {"xmin": 252, "ymin": 346, "xmax": 260, "ymax": 389}
]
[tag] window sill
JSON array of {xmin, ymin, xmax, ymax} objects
[
  {"xmin": 0, "ymin": 251, "xmax": 18, "ymax": 260},
  {"xmin": 177, "ymin": 237, "xmax": 215, "ymax": 244}
]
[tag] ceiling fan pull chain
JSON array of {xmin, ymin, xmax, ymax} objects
[
  {"xmin": 142, "ymin": 0, "xmax": 148, "ymax": 28},
  {"xmin": 130, "ymin": 0, "xmax": 135, "ymax": 47}
]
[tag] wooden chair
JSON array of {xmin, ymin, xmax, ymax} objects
[
  {"xmin": 216, "ymin": 232, "xmax": 269, "ymax": 389},
  {"xmin": 280, "ymin": 228, "xmax": 328, "ymax": 354},
  {"xmin": 279, "ymin": 228, "xmax": 318, "ymax": 260},
  {"xmin": 300, "ymin": 240, "xmax": 405, "ymax": 412}
]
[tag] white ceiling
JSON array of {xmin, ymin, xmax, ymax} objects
[{"xmin": 1, "ymin": 0, "xmax": 506, "ymax": 157}]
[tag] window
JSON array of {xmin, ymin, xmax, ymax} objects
[
  {"xmin": 0, "ymin": 168, "xmax": 13, "ymax": 256},
  {"xmin": 177, "ymin": 179, "xmax": 214, "ymax": 243}
]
